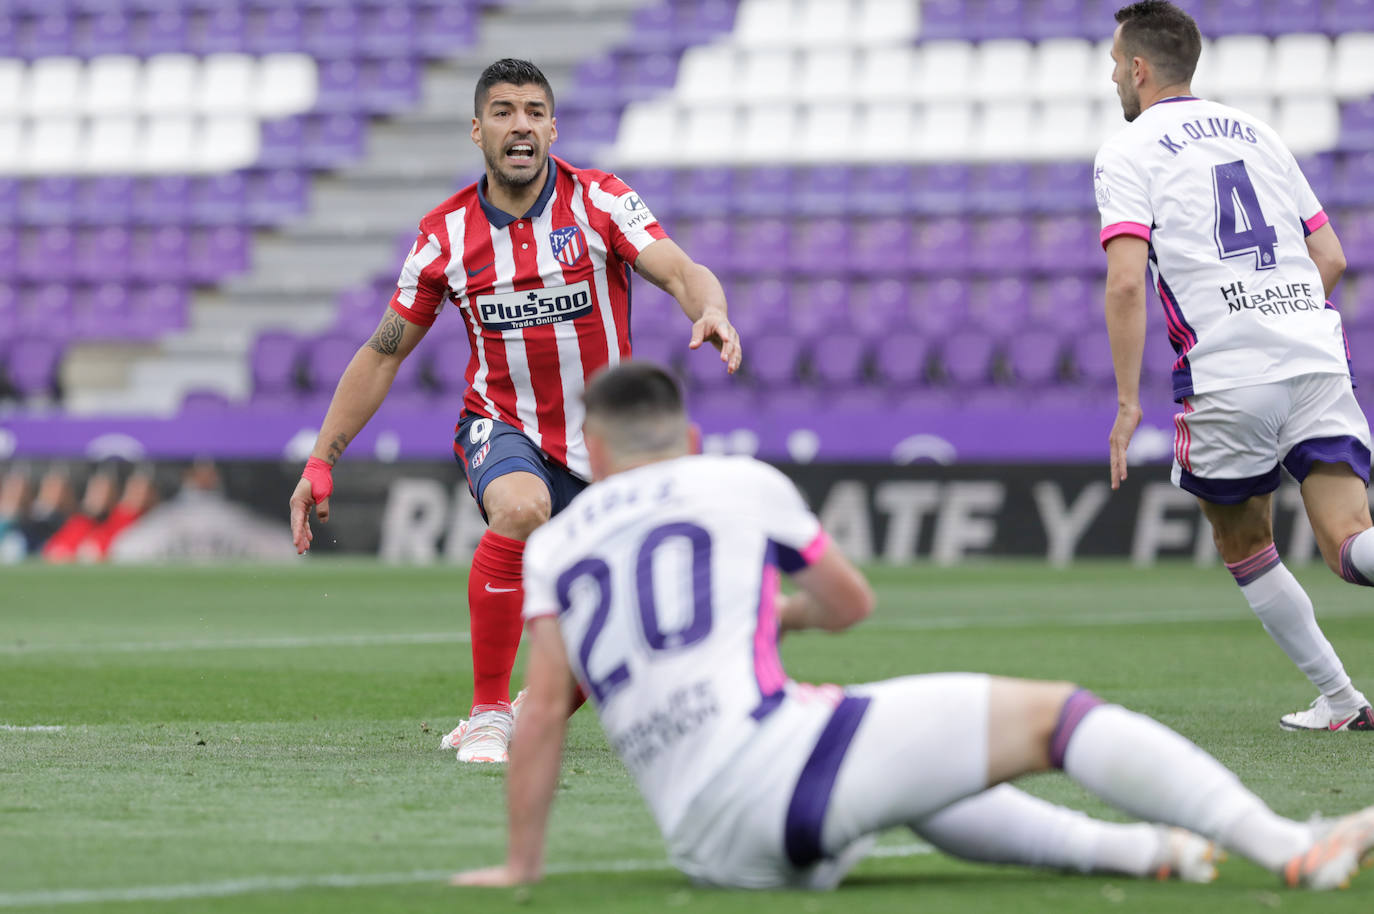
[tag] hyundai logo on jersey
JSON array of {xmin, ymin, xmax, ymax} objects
[{"xmin": 550, "ymin": 226, "xmax": 587, "ymax": 267}]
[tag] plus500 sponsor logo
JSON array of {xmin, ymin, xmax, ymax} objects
[{"xmin": 476, "ymin": 280, "xmax": 593, "ymax": 332}]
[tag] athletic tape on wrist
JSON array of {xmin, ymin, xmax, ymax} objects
[{"xmin": 302, "ymin": 457, "xmax": 334, "ymax": 502}]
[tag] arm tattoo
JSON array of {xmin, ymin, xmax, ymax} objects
[
  {"xmin": 366, "ymin": 311, "xmax": 406, "ymax": 356},
  {"xmin": 325, "ymin": 433, "xmax": 349, "ymax": 466}
]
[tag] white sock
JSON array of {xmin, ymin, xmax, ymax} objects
[
  {"xmin": 1062, "ymin": 703, "xmax": 1313, "ymax": 872},
  {"xmin": 914, "ymin": 784, "xmax": 1160, "ymax": 876},
  {"xmin": 1228, "ymin": 552, "xmax": 1360, "ymax": 708},
  {"xmin": 1341, "ymin": 527, "xmax": 1374, "ymax": 586}
]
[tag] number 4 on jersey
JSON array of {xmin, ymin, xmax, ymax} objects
[{"xmin": 1212, "ymin": 160, "xmax": 1278, "ymax": 271}]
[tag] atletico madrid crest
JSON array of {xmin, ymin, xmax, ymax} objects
[{"xmin": 550, "ymin": 226, "xmax": 587, "ymax": 267}]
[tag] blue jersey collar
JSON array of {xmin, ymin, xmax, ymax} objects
[{"xmin": 478, "ymin": 160, "xmax": 558, "ymax": 228}]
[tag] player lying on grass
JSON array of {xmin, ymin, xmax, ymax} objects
[
  {"xmin": 455, "ymin": 361, "xmax": 1374, "ymax": 892},
  {"xmin": 1097, "ymin": 1, "xmax": 1374, "ymax": 731}
]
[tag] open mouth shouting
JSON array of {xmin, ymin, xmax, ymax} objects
[{"xmin": 505, "ymin": 142, "xmax": 537, "ymax": 167}]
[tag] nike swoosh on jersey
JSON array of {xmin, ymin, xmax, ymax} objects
[
  {"xmin": 484, "ymin": 583, "xmax": 518, "ymax": 593},
  {"xmin": 467, "ymin": 261, "xmax": 493, "ymax": 278}
]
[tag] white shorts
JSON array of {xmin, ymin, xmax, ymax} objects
[
  {"xmin": 1172, "ymin": 373, "xmax": 1372, "ymax": 505},
  {"xmin": 664, "ymin": 673, "xmax": 991, "ymax": 889}
]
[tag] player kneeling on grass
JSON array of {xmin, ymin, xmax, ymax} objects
[{"xmin": 454, "ymin": 362, "xmax": 1374, "ymax": 892}]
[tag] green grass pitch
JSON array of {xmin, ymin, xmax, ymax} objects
[{"xmin": 3, "ymin": 559, "xmax": 1374, "ymax": 913}]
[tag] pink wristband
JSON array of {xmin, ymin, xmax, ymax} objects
[{"xmin": 302, "ymin": 457, "xmax": 334, "ymax": 502}]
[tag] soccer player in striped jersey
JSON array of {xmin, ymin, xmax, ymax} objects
[
  {"xmin": 289, "ymin": 59, "xmax": 741, "ymax": 763},
  {"xmin": 1095, "ymin": 2, "xmax": 1374, "ymax": 730},
  {"xmin": 454, "ymin": 362, "xmax": 1374, "ymax": 892}
]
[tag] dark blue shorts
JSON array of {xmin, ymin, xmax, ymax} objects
[{"xmin": 453, "ymin": 414, "xmax": 588, "ymax": 522}]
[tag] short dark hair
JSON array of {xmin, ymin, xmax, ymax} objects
[
  {"xmin": 583, "ymin": 361, "xmax": 684, "ymax": 425},
  {"xmin": 1115, "ymin": 1, "xmax": 1202, "ymax": 86},
  {"xmin": 474, "ymin": 58, "xmax": 555, "ymax": 117}
]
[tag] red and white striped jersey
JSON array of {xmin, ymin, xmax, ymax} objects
[{"xmin": 388, "ymin": 156, "xmax": 668, "ymax": 479}]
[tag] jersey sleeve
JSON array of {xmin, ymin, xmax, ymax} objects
[
  {"xmin": 522, "ymin": 532, "xmax": 560, "ymax": 621},
  {"xmin": 1094, "ymin": 141, "xmax": 1154, "ymax": 249},
  {"xmin": 748, "ymin": 462, "xmax": 828, "ymax": 574},
  {"xmin": 1288, "ymin": 155, "xmax": 1328, "ymax": 236},
  {"xmin": 587, "ymin": 173, "xmax": 669, "ymax": 265},
  {"xmin": 387, "ymin": 230, "xmax": 450, "ymax": 327}
]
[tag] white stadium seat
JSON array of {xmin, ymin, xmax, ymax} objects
[
  {"xmin": 83, "ymin": 56, "xmax": 141, "ymax": 116},
  {"xmin": 1275, "ymin": 96, "xmax": 1339, "ymax": 157},
  {"xmin": 971, "ymin": 40, "xmax": 1035, "ymax": 102},
  {"xmin": 0, "ymin": 118, "xmax": 22, "ymax": 173},
  {"xmin": 613, "ymin": 100, "xmax": 680, "ymax": 166},
  {"xmin": 676, "ymin": 44, "xmax": 737, "ymax": 104},
  {"xmin": 738, "ymin": 103, "xmax": 797, "ymax": 163},
  {"xmin": 141, "ymin": 54, "xmax": 200, "ymax": 115},
  {"xmin": 1270, "ymin": 34, "xmax": 1332, "ymax": 95},
  {"xmin": 972, "ymin": 100, "xmax": 1034, "ymax": 160},
  {"xmin": 199, "ymin": 53, "xmax": 256, "ymax": 116},
  {"xmin": 739, "ymin": 48, "xmax": 798, "ymax": 101},
  {"xmin": 795, "ymin": 0, "xmax": 857, "ymax": 47},
  {"xmin": 913, "ymin": 41, "xmax": 974, "ymax": 101},
  {"xmin": 1032, "ymin": 100, "xmax": 1096, "ymax": 159},
  {"xmin": 734, "ymin": 0, "xmax": 794, "ymax": 48},
  {"xmin": 1206, "ymin": 36, "xmax": 1272, "ymax": 96},
  {"xmin": 1332, "ymin": 32, "xmax": 1374, "ymax": 99},
  {"xmin": 25, "ymin": 117, "xmax": 83, "ymax": 173},
  {"xmin": 911, "ymin": 102, "xmax": 972, "ymax": 160},
  {"xmin": 24, "ymin": 57, "xmax": 83, "ymax": 117},
  {"xmin": 798, "ymin": 102, "xmax": 858, "ymax": 160},
  {"xmin": 857, "ymin": 46, "xmax": 917, "ymax": 100},
  {"xmin": 140, "ymin": 116, "xmax": 197, "ymax": 172},
  {"xmin": 1217, "ymin": 94, "xmax": 1275, "ymax": 128},
  {"xmin": 799, "ymin": 48, "xmax": 857, "ymax": 102},
  {"xmin": 857, "ymin": 0, "xmax": 919, "ymax": 43},
  {"xmin": 853, "ymin": 102, "xmax": 919, "ymax": 160},
  {"xmin": 253, "ymin": 53, "xmax": 318, "ymax": 118},
  {"xmin": 197, "ymin": 116, "xmax": 260, "ymax": 171},
  {"xmin": 1031, "ymin": 39, "xmax": 1095, "ymax": 101},
  {"xmin": 85, "ymin": 117, "xmax": 141, "ymax": 173},
  {"xmin": 0, "ymin": 60, "xmax": 26, "ymax": 117}
]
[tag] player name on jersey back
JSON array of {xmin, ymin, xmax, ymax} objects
[{"xmin": 474, "ymin": 280, "xmax": 593, "ymax": 332}]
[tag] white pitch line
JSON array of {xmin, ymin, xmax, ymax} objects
[
  {"xmin": 0, "ymin": 724, "xmax": 64, "ymax": 732},
  {"xmin": 0, "ymin": 845, "xmax": 933, "ymax": 907},
  {"xmin": 0, "ymin": 631, "xmax": 471, "ymax": 655}
]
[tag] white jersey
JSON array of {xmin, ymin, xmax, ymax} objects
[
  {"xmin": 1094, "ymin": 96, "xmax": 1347, "ymax": 400},
  {"xmin": 522, "ymin": 455, "xmax": 829, "ymax": 836}
]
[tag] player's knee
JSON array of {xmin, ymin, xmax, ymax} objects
[{"xmin": 486, "ymin": 492, "xmax": 552, "ymax": 540}]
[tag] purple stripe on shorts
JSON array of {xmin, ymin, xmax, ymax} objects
[
  {"xmin": 1177, "ymin": 465, "xmax": 1281, "ymax": 505},
  {"xmin": 1282, "ymin": 435, "xmax": 1372, "ymax": 486},
  {"xmin": 1049, "ymin": 689, "xmax": 1105, "ymax": 770},
  {"xmin": 1226, "ymin": 544, "xmax": 1281, "ymax": 586},
  {"xmin": 784, "ymin": 696, "xmax": 871, "ymax": 868},
  {"xmin": 1340, "ymin": 533, "xmax": 1374, "ymax": 587}
]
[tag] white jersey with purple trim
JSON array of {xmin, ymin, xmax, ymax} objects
[
  {"xmin": 522, "ymin": 454, "xmax": 828, "ymax": 836},
  {"xmin": 1093, "ymin": 96, "xmax": 1347, "ymax": 400}
]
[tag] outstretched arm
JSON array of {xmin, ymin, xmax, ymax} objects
[
  {"xmin": 453, "ymin": 616, "xmax": 575, "ymax": 887},
  {"xmin": 1103, "ymin": 235, "xmax": 1149, "ymax": 491},
  {"xmin": 289, "ymin": 309, "xmax": 428, "ymax": 553},
  {"xmin": 633, "ymin": 238, "xmax": 742, "ymax": 374}
]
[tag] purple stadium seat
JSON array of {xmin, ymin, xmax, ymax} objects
[
  {"xmin": 189, "ymin": 6, "xmax": 246, "ymax": 54},
  {"xmin": 1030, "ymin": 161, "xmax": 1093, "ymax": 214},
  {"xmin": 18, "ymin": 14, "xmax": 75, "ymax": 59},
  {"xmin": 1028, "ymin": 0, "xmax": 1086, "ymax": 39},
  {"xmin": 1297, "ymin": 154, "xmax": 1335, "ymax": 206},
  {"xmin": 972, "ymin": 0, "xmax": 1027, "ymax": 40},
  {"xmin": 1342, "ymin": 210, "xmax": 1374, "ymax": 271},
  {"xmin": 850, "ymin": 216, "xmax": 913, "ymax": 277},
  {"xmin": 415, "ymin": 2, "xmax": 476, "ymax": 58},
  {"xmin": 129, "ymin": 227, "xmax": 190, "ymax": 282},
  {"xmin": 74, "ymin": 177, "xmax": 135, "ymax": 227},
  {"xmin": 849, "ymin": 279, "xmax": 910, "ymax": 337},
  {"xmin": 17, "ymin": 285, "xmax": 74, "ymax": 336},
  {"xmin": 727, "ymin": 277, "xmax": 789, "ymax": 338},
  {"xmin": 853, "ymin": 165, "xmax": 913, "ymax": 216},
  {"xmin": 939, "ymin": 331, "xmax": 996, "ymax": 387},
  {"xmin": 0, "ymin": 180, "xmax": 16, "ymax": 224},
  {"xmin": 739, "ymin": 167, "xmax": 793, "ymax": 217},
  {"xmin": 18, "ymin": 228, "xmax": 74, "ymax": 282},
  {"xmin": 920, "ymin": 0, "xmax": 966, "ymax": 39},
  {"xmin": 302, "ymin": 5, "xmax": 360, "ymax": 58},
  {"xmin": 258, "ymin": 117, "xmax": 306, "ymax": 170},
  {"xmin": 0, "ymin": 285, "xmax": 16, "ymax": 340},
  {"xmin": 180, "ymin": 389, "xmax": 234, "ymax": 412},
  {"xmin": 1262, "ymin": 0, "xmax": 1322, "ymax": 33},
  {"xmin": 1322, "ymin": 0, "xmax": 1374, "ymax": 32},
  {"xmin": 306, "ymin": 334, "xmax": 361, "ymax": 392},
  {"xmin": 74, "ymin": 227, "xmax": 133, "ymax": 283},
  {"xmin": 967, "ymin": 277, "xmax": 1032, "ymax": 338},
  {"xmin": 790, "ymin": 278, "xmax": 847, "ymax": 340},
  {"xmin": 188, "ymin": 174, "xmax": 248, "ymax": 226},
  {"xmin": 74, "ymin": 11, "xmax": 134, "ymax": 56},
  {"xmin": 911, "ymin": 164, "xmax": 971, "ymax": 216},
  {"xmin": 428, "ymin": 345, "xmax": 470, "ymax": 395},
  {"xmin": 1070, "ymin": 333, "xmax": 1116, "ymax": 388},
  {"xmin": 245, "ymin": 170, "xmax": 309, "ymax": 226},
  {"xmin": 729, "ymin": 218, "xmax": 789, "ymax": 277},
  {"xmin": 124, "ymin": 283, "xmax": 186, "ymax": 338},
  {"xmin": 73, "ymin": 283, "xmax": 135, "ymax": 340},
  {"xmin": 969, "ymin": 217, "xmax": 1033, "ymax": 274},
  {"xmin": 0, "ymin": 231, "xmax": 18, "ymax": 281},
  {"xmin": 910, "ymin": 216, "xmax": 972, "ymax": 275},
  {"xmin": 1081, "ymin": 0, "xmax": 1122, "ymax": 38},
  {"xmin": 788, "ymin": 217, "xmax": 849, "ymax": 276},
  {"xmin": 250, "ymin": 331, "xmax": 301, "ymax": 395},
  {"xmin": 5, "ymin": 337, "xmax": 63, "ymax": 398},
  {"xmin": 359, "ymin": 5, "xmax": 417, "ymax": 57},
  {"xmin": 630, "ymin": 2, "xmax": 677, "ymax": 51},
  {"xmin": 573, "ymin": 55, "xmax": 623, "ymax": 107},
  {"xmin": 131, "ymin": 10, "xmax": 189, "ymax": 55},
  {"xmin": 683, "ymin": 344, "xmax": 733, "ymax": 391},
  {"xmin": 19, "ymin": 178, "xmax": 78, "ymax": 227},
  {"xmin": 1329, "ymin": 154, "xmax": 1374, "ymax": 208},
  {"xmin": 0, "ymin": 14, "xmax": 14, "ymax": 57},
  {"xmin": 747, "ymin": 334, "xmax": 802, "ymax": 388},
  {"xmin": 132, "ymin": 177, "xmax": 191, "ymax": 226},
  {"xmin": 680, "ymin": 0, "xmax": 739, "ymax": 44},
  {"xmin": 1032, "ymin": 214, "xmax": 1100, "ymax": 273},
  {"xmin": 910, "ymin": 277, "xmax": 970, "ymax": 337},
  {"xmin": 674, "ymin": 168, "xmax": 734, "ymax": 217},
  {"xmin": 623, "ymin": 52, "xmax": 679, "ymax": 103},
  {"xmin": 873, "ymin": 331, "xmax": 932, "ymax": 388},
  {"xmin": 1032, "ymin": 274, "xmax": 1098, "ymax": 326},
  {"xmin": 808, "ymin": 332, "xmax": 868, "ymax": 389},
  {"xmin": 631, "ymin": 279, "xmax": 678, "ymax": 337},
  {"xmin": 244, "ymin": 7, "xmax": 303, "ymax": 54},
  {"xmin": 676, "ymin": 217, "xmax": 732, "ymax": 277},
  {"xmin": 797, "ymin": 166, "xmax": 852, "ymax": 217},
  {"xmin": 316, "ymin": 59, "xmax": 363, "ymax": 113},
  {"xmin": 360, "ymin": 59, "xmax": 421, "ymax": 114},
  {"xmin": 620, "ymin": 168, "xmax": 674, "ymax": 218},
  {"xmin": 389, "ymin": 346, "xmax": 425, "ymax": 395},
  {"xmin": 629, "ymin": 328, "xmax": 680, "ymax": 375},
  {"xmin": 301, "ymin": 114, "xmax": 367, "ymax": 168},
  {"xmin": 970, "ymin": 163, "xmax": 1032, "ymax": 215},
  {"xmin": 1340, "ymin": 100, "xmax": 1374, "ymax": 154},
  {"xmin": 188, "ymin": 227, "xmax": 250, "ymax": 283},
  {"xmin": 1004, "ymin": 328, "xmax": 1064, "ymax": 386},
  {"xmin": 334, "ymin": 283, "xmax": 382, "ymax": 335}
]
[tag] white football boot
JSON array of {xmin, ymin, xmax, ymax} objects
[
  {"xmin": 1279, "ymin": 695, "xmax": 1374, "ymax": 732},
  {"xmin": 439, "ymin": 689, "xmax": 526, "ymax": 756},
  {"xmin": 1152, "ymin": 827, "xmax": 1222, "ymax": 883},
  {"xmin": 1284, "ymin": 806, "xmax": 1374, "ymax": 889},
  {"xmin": 455, "ymin": 708, "xmax": 514, "ymax": 763}
]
